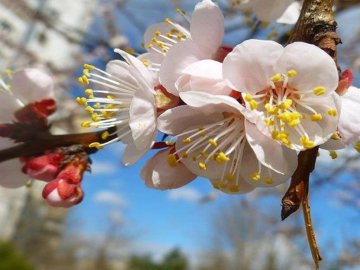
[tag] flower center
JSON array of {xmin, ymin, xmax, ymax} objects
[{"xmin": 243, "ymin": 70, "xmax": 338, "ymax": 150}]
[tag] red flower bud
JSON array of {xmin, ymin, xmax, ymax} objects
[
  {"xmin": 22, "ymin": 152, "xmax": 64, "ymax": 182},
  {"xmin": 15, "ymin": 99, "xmax": 56, "ymax": 125},
  {"xmin": 336, "ymin": 69, "xmax": 353, "ymax": 96}
]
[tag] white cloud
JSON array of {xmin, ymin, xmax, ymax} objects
[
  {"xmin": 168, "ymin": 187, "xmax": 202, "ymax": 203},
  {"xmin": 91, "ymin": 161, "xmax": 118, "ymax": 175},
  {"xmin": 93, "ymin": 190, "xmax": 127, "ymax": 207}
]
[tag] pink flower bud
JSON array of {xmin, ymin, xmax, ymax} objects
[
  {"xmin": 22, "ymin": 152, "xmax": 64, "ymax": 182},
  {"xmin": 42, "ymin": 179, "xmax": 84, "ymax": 208},
  {"xmin": 15, "ymin": 99, "xmax": 56, "ymax": 125},
  {"xmin": 336, "ymin": 69, "xmax": 353, "ymax": 96}
]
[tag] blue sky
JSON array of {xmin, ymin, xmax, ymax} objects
[{"xmin": 69, "ymin": 1, "xmax": 360, "ymax": 267}]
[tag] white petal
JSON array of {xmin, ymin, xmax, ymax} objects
[
  {"xmin": 122, "ymin": 139, "xmax": 149, "ymax": 166},
  {"xmin": 338, "ymin": 86, "xmax": 360, "ymax": 145},
  {"xmin": 0, "ymin": 92, "xmax": 20, "ymax": 122},
  {"xmin": 157, "ymin": 105, "xmax": 222, "ymax": 135},
  {"xmin": 190, "ymin": 0, "xmax": 224, "ymax": 55},
  {"xmin": 129, "ymin": 87, "xmax": 157, "ymax": 150},
  {"xmin": 106, "ymin": 60, "xmax": 138, "ymax": 86},
  {"xmin": 276, "ymin": 1, "xmax": 301, "ymax": 24},
  {"xmin": 177, "ymin": 60, "xmax": 232, "ymax": 95},
  {"xmin": 12, "ymin": 68, "xmax": 54, "ymax": 102},
  {"xmin": 245, "ymin": 120, "xmax": 297, "ymax": 175},
  {"xmin": 223, "ymin": 39, "xmax": 284, "ymax": 94},
  {"xmin": 0, "ymin": 159, "xmax": 29, "ymax": 188},
  {"xmin": 159, "ymin": 40, "xmax": 209, "ymax": 95},
  {"xmin": 251, "ymin": 0, "xmax": 294, "ymax": 22},
  {"xmin": 141, "ymin": 148, "xmax": 196, "ymax": 189},
  {"xmin": 114, "ymin": 49, "xmax": 155, "ymax": 88},
  {"xmin": 240, "ymin": 143, "xmax": 292, "ymax": 187},
  {"xmin": 277, "ymin": 42, "xmax": 339, "ymax": 94}
]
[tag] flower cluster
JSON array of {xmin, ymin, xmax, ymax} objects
[{"xmin": 76, "ymin": 0, "xmax": 359, "ymax": 196}]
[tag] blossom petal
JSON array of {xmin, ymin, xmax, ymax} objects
[
  {"xmin": 251, "ymin": 0, "xmax": 294, "ymax": 22},
  {"xmin": 240, "ymin": 143, "xmax": 291, "ymax": 187},
  {"xmin": 122, "ymin": 139, "xmax": 149, "ymax": 166},
  {"xmin": 12, "ymin": 69, "xmax": 54, "ymax": 102},
  {"xmin": 276, "ymin": 1, "xmax": 301, "ymax": 24},
  {"xmin": 129, "ymin": 86, "xmax": 157, "ymax": 150},
  {"xmin": 245, "ymin": 120, "xmax": 297, "ymax": 175},
  {"xmin": 190, "ymin": 0, "xmax": 224, "ymax": 55},
  {"xmin": 176, "ymin": 60, "xmax": 232, "ymax": 95},
  {"xmin": 223, "ymin": 39, "xmax": 283, "ymax": 94},
  {"xmin": 106, "ymin": 60, "xmax": 138, "ymax": 86},
  {"xmin": 0, "ymin": 159, "xmax": 29, "ymax": 188},
  {"xmin": 0, "ymin": 92, "xmax": 20, "ymax": 122},
  {"xmin": 276, "ymin": 42, "xmax": 339, "ymax": 94},
  {"xmin": 159, "ymin": 40, "xmax": 208, "ymax": 95},
  {"xmin": 141, "ymin": 148, "xmax": 196, "ymax": 189},
  {"xmin": 337, "ymin": 86, "xmax": 360, "ymax": 145}
]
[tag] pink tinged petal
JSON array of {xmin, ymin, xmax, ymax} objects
[
  {"xmin": 159, "ymin": 40, "xmax": 209, "ymax": 95},
  {"xmin": 114, "ymin": 49, "xmax": 155, "ymax": 88},
  {"xmin": 251, "ymin": 0, "xmax": 294, "ymax": 22},
  {"xmin": 177, "ymin": 60, "xmax": 232, "ymax": 95},
  {"xmin": 276, "ymin": 1, "xmax": 301, "ymax": 24},
  {"xmin": 277, "ymin": 42, "xmax": 339, "ymax": 94},
  {"xmin": 179, "ymin": 91, "xmax": 245, "ymax": 116},
  {"xmin": 157, "ymin": 105, "xmax": 223, "ymax": 135},
  {"xmin": 12, "ymin": 68, "xmax": 54, "ymax": 102},
  {"xmin": 141, "ymin": 148, "xmax": 196, "ymax": 189},
  {"xmin": 122, "ymin": 139, "xmax": 150, "ymax": 166},
  {"xmin": 245, "ymin": 120, "xmax": 297, "ymax": 175},
  {"xmin": 0, "ymin": 159, "xmax": 30, "ymax": 188},
  {"xmin": 0, "ymin": 93, "xmax": 20, "ymax": 122},
  {"xmin": 129, "ymin": 88, "xmax": 157, "ymax": 150},
  {"xmin": 106, "ymin": 60, "xmax": 138, "ymax": 86},
  {"xmin": 321, "ymin": 138, "xmax": 345, "ymax": 151},
  {"xmin": 190, "ymin": 0, "xmax": 224, "ymax": 55},
  {"xmin": 240, "ymin": 143, "xmax": 292, "ymax": 187},
  {"xmin": 223, "ymin": 39, "xmax": 284, "ymax": 94},
  {"xmin": 338, "ymin": 86, "xmax": 360, "ymax": 145}
]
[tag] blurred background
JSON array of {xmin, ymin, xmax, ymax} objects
[{"xmin": 0, "ymin": 0, "xmax": 359, "ymax": 269}]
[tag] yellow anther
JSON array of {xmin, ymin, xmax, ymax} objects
[
  {"xmin": 331, "ymin": 132, "xmax": 341, "ymax": 140},
  {"xmin": 89, "ymin": 142, "xmax": 104, "ymax": 150},
  {"xmin": 252, "ymin": 172, "xmax": 261, "ymax": 181},
  {"xmin": 165, "ymin": 18, "xmax": 172, "ymax": 24},
  {"xmin": 225, "ymin": 173, "xmax": 235, "ymax": 182},
  {"xmin": 287, "ymin": 69, "xmax": 297, "ymax": 78},
  {"xmin": 124, "ymin": 47, "xmax": 135, "ymax": 54},
  {"xmin": 181, "ymin": 153, "xmax": 189, "ymax": 158},
  {"xmin": 212, "ymin": 181, "xmax": 221, "ymax": 189},
  {"xmin": 215, "ymin": 152, "xmax": 230, "ymax": 164},
  {"xmin": 84, "ymin": 64, "xmax": 95, "ymax": 70},
  {"xmin": 147, "ymin": 44, "xmax": 154, "ymax": 49},
  {"xmin": 279, "ymin": 99, "xmax": 293, "ymax": 110},
  {"xmin": 244, "ymin": 93, "xmax": 253, "ymax": 102},
  {"xmin": 91, "ymin": 113, "xmax": 100, "ymax": 122},
  {"xmin": 300, "ymin": 136, "xmax": 315, "ymax": 149},
  {"xmin": 101, "ymin": 131, "xmax": 110, "ymax": 140},
  {"xmin": 329, "ymin": 150, "xmax": 337, "ymax": 159},
  {"xmin": 354, "ymin": 141, "xmax": 360, "ymax": 153},
  {"xmin": 167, "ymin": 154, "xmax": 178, "ymax": 167},
  {"xmin": 94, "ymin": 103, "xmax": 101, "ymax": 109},
  {"xmin": 85, "ymin": 106, "xmax": 94, "ymax": 114},
  {"xmin": 176, "ymin": 8, "xmax": 186, "ymax": 15},
  {"xmin": 265, "ymin": 103, "xmax": 278, "ymax": 115},
  {"xmin": 165, "ymin": 141, "xmax": 174, "ymax": 146},
  {"xmin": 85, "ymin": 88, "xmax": 93, "ymax": 97},
  {"xmin": 182, "ymin": 137, "xmax": 191, "ymax": 143},
  {"xmin": 313, "ymin": 86, "xmax": 326, "ymax": 96},
  {"xmin": 107, "ymin": 95, "xmax": 114, "ymax": 100},
  {"xmin": 76, "ymin": 97, "xmax": 88, "ymax": 106},
  {"xmin": 208, "ymin": 139, "xmax": 217, "ymax": 147},
  {"xmin": 249, "ymin": 100, "xmax": 258, "ymax": 110},
  {"xmin": 228, "ymin": 185, "xmax": 240, "ymax": 193},
  {"xmin": 264, "ymin": 178, "xmax": 274, "ymax": 185},
  {"xmin": 79, "ymin": 75, "xmax": 89, "ymax": 85},
  {"xmin": 141, "ymin": 58, "xmax": 150, "ymax": 67},
  {"xmin": 81, "ymin": 121, "xmax": 91, "ymax": 128},
  {"xmin": 198, "ymin": 162, "xmax": 207, "ymax": 171},
  {"xmin": 200, "ymin": 151, "xmax": 209, "ymax": 158},
  {"xmin": 327, "ymin": 109, "xmax": 337, "ymax": 117},
  {"xmin": 310, "ymin": 113, "xmax": 323, "ymax": 121},
  {"xmin": 83, "ymin": 69, "xmax": 90, "ymax": 77},
  {"xmin": 264, "ymin": 118, "xmax": 274, "ymax": 126},
  {"xmin": 154, "ymin": 31, "xmax": 161, "ymax": 36},
  {"xmin": 271, "ymin": 73, "xmax": 282, "ymax": 83},
  {"xmin": 3, "ymin": 69, "xmax": 12, "ymax": 76}
]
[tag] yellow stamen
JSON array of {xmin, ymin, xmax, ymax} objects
[
  {"xmin": 215, "ymin": 152, "xmax": 230, "ymax": 164},
  {"xmin": 208, "ymin": 139, "xmax": 217, "ymax": 147},
  {"xmin": 89, "ymin": 142, "xmax": 104, "ymax": 150},
  {"xmin": 287, "ymin": 69, "xmax": 297, "ymax": 78},
  {"xmin": 329, "ymin": 151, "xmax": 337, "ymax": 159},
  {"xmin": 327, "ymin": 109, "xmax": 337, "ymax": 117},
  {"xmin": 198, "ymin": 162, "xmax": 206, "ymax": 171},
  {"xmin": 101, "ymin": 131, "xmax": 110, "ymax": 140},
  {"xmin": 271, "ymin": 73, "xmax": 282, "ymax": 83},
  {"xmin": 182, "ymin": 137, "xmax": 191, "ymax": 143},
  {"xmin": 354, "ymin": 141, "xmax": 360, "ymax": 153},
  {"xmin": 252, "ymin": 172, "xmax": 261, "ymax": 181},
  {"xmin": 167, "ymin": 154, "xmax": 178, "ymax": 167},
  {"xmin": 300, "ymin": 136, "xmax": 315, "ymax": 149},
  {"xmin": 313, "ymin": 86, "xmax": 326, "ymax": 96},
  {"xmin": 310, "ymin": 113, "xmax": 323, "ymax": 121},
  {"xmin": 264, "ymin": 178, "xmax": 274, "ymax": 185},
  {"xmin": 84, "ymin": 64, "xmax": 95, "ymax": 70}
]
